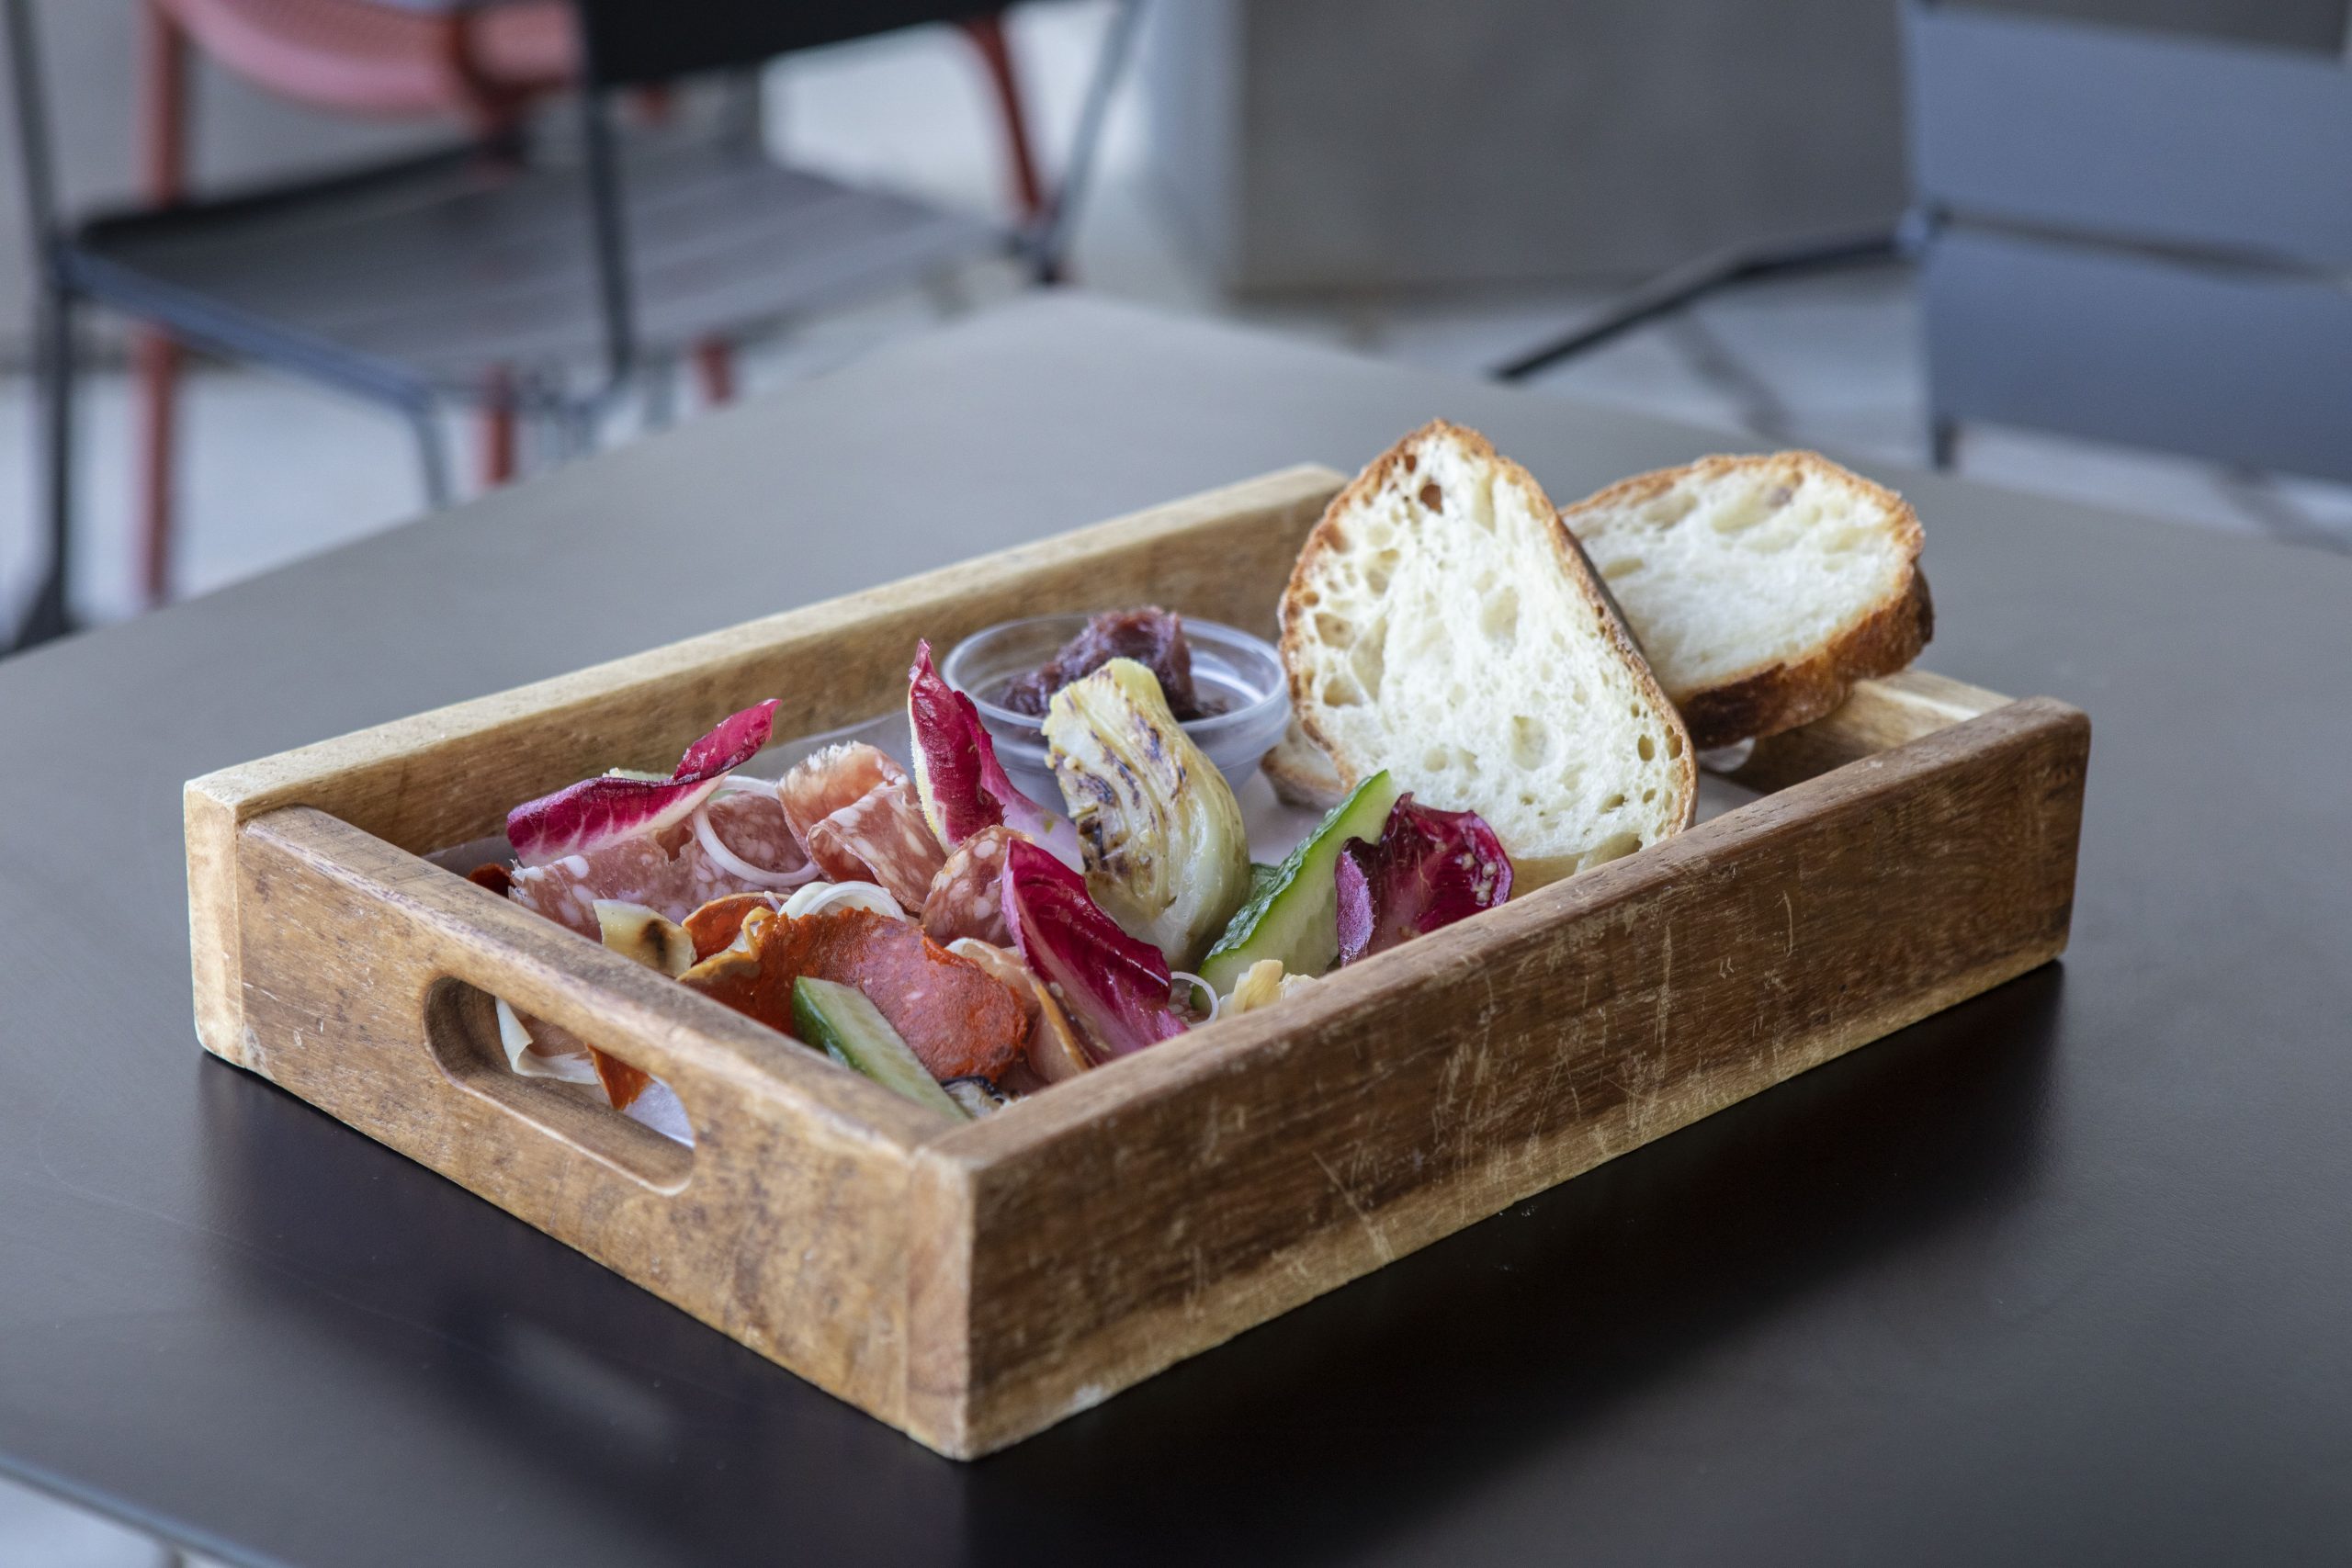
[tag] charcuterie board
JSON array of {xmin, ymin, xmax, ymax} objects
[{"xmin": 184, "ymin": 465, "xmax": 2087, "ymax": 1458}]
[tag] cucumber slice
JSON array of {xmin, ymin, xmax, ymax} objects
[
  {"xmin": 1200, "ymin": 770, "xmax": 1402, "ymax": 993},
  {"xmin": 789, "ymin": 976, "xmax": 969, "ymax": 1121}
]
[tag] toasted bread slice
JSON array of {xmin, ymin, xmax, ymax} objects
[
  {"xmin": 1563, "ymin": 452, "xmax": 1932, "ymax": 750},
  {"xmin": 1281, "ymin": 421, "xmax": 1696, "ymax": 887}
]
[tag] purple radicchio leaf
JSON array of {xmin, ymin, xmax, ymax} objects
[
  {"xmin": 1000, "ymin": 837, "xmax": 1185, "ymax": 1058},
  {"xmin": 907, "ymin": 640, "xmax": 1084, "ymax": 867},
  {"xmin": 506, "ymin": 699, "xmax": 779, "ymax": 867},
  {"xmin": 1333, "ymin": 794, "xmax": 1513, "ymax": 965}
]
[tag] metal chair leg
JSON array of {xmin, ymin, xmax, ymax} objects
[
  {"xmin": 136, "ymin": 0, "xmax": 190, "ymax": 609},
  {"xmin": 480, "ymin": 365, "xmax": 518, "ymax": 490},
  {"xmin": 958, "ymin": 14, "xmax": 1047, "ymax": 225},
  {"xmin": 1026, "ymin": 0, "xmax": 1144, "ymax": 284},
  {"xmin": 1929, "ymin": 414, "xmax": 1961, "ymax": 471},
  {"xmin": 11, "ymin": 283, "xmax": 78, "ymax": 652},
  {"xmin": 135, "ymin": 331, "xmax": 181, "ymax": 606},
  {"xmin": 693, "ymin": 338, "xmax": 734, "ymax": 406},
  {"xmin": 1492, "ymin": 224, "xmax": 1907, "ymax": 382},
  {"xmin": 409, "ymin": 403, "xmax": 454, "ymax": 511}
]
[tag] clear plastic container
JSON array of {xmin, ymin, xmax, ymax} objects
[{"xmin": 941, "ymin": 615, "xmax": 1291, "ymax": 807}]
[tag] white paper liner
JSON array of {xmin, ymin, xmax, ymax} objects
[{"xmin": 623, "ymin": 1080, "xmax": 695, "ymax": 1146}]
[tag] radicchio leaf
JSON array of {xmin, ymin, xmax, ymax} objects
[
  {"xmin": 1000, "ymin": 837, "xmax": 1185, "ymax": 1059},
  {"xmin": 907, "ymin": 640, "xmax": 1083, "ymax": 866},
  {"xmin": 507, "ymin": 699, "xmax": 779, "ymax": 867},
  {"xmin": 1333, "ymin": 795, "xmax": 1513, "ymax": 965}
]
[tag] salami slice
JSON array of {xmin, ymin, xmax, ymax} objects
[
  {"xmin": 508, "ymin": 790, "xmax": 805, "ymax": 939},
  {"xmin": 777, "ymin": 742, "xmax": 904, "ymax": 853},
  {"xmin": 807, "ymin": 777, "xmax": 947, "ymax": 911},
  {"xmin": 683, "ymin": 908, "xmax": 1025, "ymax": 1082},
  {"xmin": 921, "ymin": 825, "xmax": 1015, "ymax": 947}
]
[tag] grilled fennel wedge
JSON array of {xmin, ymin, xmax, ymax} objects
[{"xmin": 1044, "ymin": 658, "xmax": 1252, "ymax": 970}]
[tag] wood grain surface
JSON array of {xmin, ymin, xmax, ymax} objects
[
  {"xmin": 185, "ymin": 468, "xmax": 2088, "ymax": 1458},
  {"xmin": 925, "ymin": 695, "xmax": 2087, "ymax": 1453}
]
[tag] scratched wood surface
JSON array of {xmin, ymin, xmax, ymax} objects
[{"xmin": 185, "ymin": 469, "xmax": 2089, "ymax": 1458}]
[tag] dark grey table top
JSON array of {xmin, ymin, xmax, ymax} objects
[{"xmin": 3, "ymin": 294, "xmax": 2347, "ymax": 1568}]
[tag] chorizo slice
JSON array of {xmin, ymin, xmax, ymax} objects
[
  {"xmin": 683, "ymin": 908, "xmax": 1024, "ymax": 1082},
  {"xmin": 946, "ymin": 937, "xmax": 1091, "ymax": 1086},
  {"xmin": 683, "ymin": 892, "xmax": 784, "ymax": 961}
]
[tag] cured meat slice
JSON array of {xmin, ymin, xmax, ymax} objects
[
  {"xmin": 508, "ymin": 791, "xmax": 806, "ymax": 940},
  {"xmin": 683, "ymin": 892, "xmax": 783, "ymax": 961},
  {"xmin": 807, "ymin": 777, "xmax": 946, "ymax": 911},
  {"xmin": 921, "ymin": 825, "xmax": 1016, "ymax": 947},
  {"xmin": 682, "ymin": 908, "xmax": 1025, "ymax": 1082},
  {"xmin": 592, "ymin": 1052, "xmax": 654, "ymax": 1112},
  {"xmin": 777, "ymin": 742, "xmax": 904, "ymax": 853},
  {"xmin": 693, "ymin": 786, "xmax": 805, "ymax": 882},
  {"xmin": 946, "ymin": 937, "xmax": 1091, "ymax": 1085}
]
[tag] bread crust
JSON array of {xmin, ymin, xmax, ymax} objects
[
  {"xmin": 1280, "ymin": 419, "xmax": 1699, "ymax": 838},
  {"xmin": 1561, "ymin": 450, "xmax": 1932, "ymax": 750}
]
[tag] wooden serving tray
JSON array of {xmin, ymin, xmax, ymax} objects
[{"xmin": 184, "ymin": 467, "xmax": 2088, "ymax": 1459}]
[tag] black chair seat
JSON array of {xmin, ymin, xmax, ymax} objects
[{"xmin": 72, "ymin": 127, "xmax": 1009, "ymax": 405}]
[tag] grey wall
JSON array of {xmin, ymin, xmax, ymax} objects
[{"xmin": 1145, "ymin": 0, "xmax": 2352, "ymax": 295}]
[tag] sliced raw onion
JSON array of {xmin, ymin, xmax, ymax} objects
[
  {"xmin": 691, "ymin": 800, "xmax": 820, "ymax": 889},
  {"xmin": 781, "ymin": 880, "xmax": 906, "ymax": 920},
  {"xmin": 707, "ymin": 773, "xmax": 781, "ymax": 795},
  {"xmin": 1169, "ymin": 971, "xmax": 1219, "ymax": 1024}
]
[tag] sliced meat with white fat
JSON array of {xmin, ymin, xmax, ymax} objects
[
  {"xmin": 922, "ymin": 825, "xmax": 1015, "ymax": 946},
  {"xmin": 808, "ymin": 777, "xmax": 947, "ymax": 910},
  {"xmin": 509, "ymin": 790, "xmax": 806, "ymax": 938},
  {"xmin": 777, "ymin": 742, "xmax": 904, "ymax": 853}
]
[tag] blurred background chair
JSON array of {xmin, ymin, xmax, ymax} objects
[
  {"xmin": 122, "ymin": 0, "xmax": 576, "ymax": 622},
  {"xmin": 10, "ymin": 0, "xmax": 2349, "ymax": 663},
  {"xmin": 4, "ymin": 0, "xmax": 1140, "ymax": 650},
  {"xmin": 1498, "ymin": 0, "xmax": 2352, "ymax": 488},
  {"xmin": 1905, "ymin": 0, "xmax": 2352, "ymax": 481}
]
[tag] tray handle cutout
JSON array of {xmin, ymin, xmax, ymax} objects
[
  {"xmin": 231, "ymin": 807, "xmax": 951, "ymax": 1221},
  {"xmin": 424, "ymin": 976, "xmax": 695, "ymax": 1193}
]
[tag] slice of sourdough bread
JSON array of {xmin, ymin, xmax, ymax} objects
[
  {"xmin": 1282, "ymin": 421, "xmax": 1696, "ymax": 887},
  {"xmin": 1563, "ymin": 452, "xmax": 1931, "ymax": 750}
]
